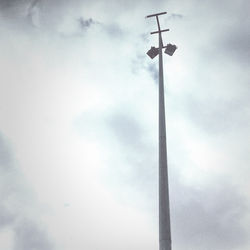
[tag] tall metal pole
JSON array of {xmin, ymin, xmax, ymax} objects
[
  {"xmin": 146, "ymin": 12, "xmax": 177, "ymax": 250},
  {"xmin": 158, "ymin": 22, "xmax": 171, "ymax": 250}
]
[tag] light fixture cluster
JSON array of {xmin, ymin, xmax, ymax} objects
[{"xmin": 147, "ymin": 43, "xmax": 177, "ymax": 59}]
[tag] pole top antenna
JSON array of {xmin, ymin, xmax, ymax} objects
[{"xmin": 145, "ymin": 12, "xmax": 167, "ymax": 18}]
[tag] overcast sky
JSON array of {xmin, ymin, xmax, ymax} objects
[{"xmin": 0, "ymin": 0, "xmax": 250, "ymax": 250}]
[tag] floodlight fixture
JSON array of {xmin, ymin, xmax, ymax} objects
[
  {"xmin": 164, "ymin": 43, "xmax": 177, "ymax": 56},
  {"xmin": 147, "ymin": 46, "xmax": 159, "ymax": 59}
]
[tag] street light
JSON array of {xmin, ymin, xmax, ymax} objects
[{"xmin": 146, "ymin": 12, "xmax": 177, "ymax": 250}]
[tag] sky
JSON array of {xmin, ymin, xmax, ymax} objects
[{"xmin": 0, "ymin": 0, "xmax": 250, "ymax": 250}]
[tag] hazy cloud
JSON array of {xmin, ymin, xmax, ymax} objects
[
  {"xmin": 168, "ymin": 13, "xmax": 184, "ymax": 20},
  {"xmin": 0, "ymin": 0, "xmax": 25, "ymax": 8},
  {"xmin": 147, "ymin": 63, "xmax": 158, "ymax": 81},
  {"xmin": 14, "ymin": 219, "xmax": 53, "ymax": 250},
  {"xmin": 183, "ymin": 96, "xmax": 247, "ymax": 134},
  {"xmin": 1, "ymin": 0, "xmax": 250, "ymax": 249},
  {"xmin": 0, "ymin": 134, "xmax": 13, "ymax": 171},
  {"xmin": 0, "ymin": 205, "xmax": 15, "ymax": 228},
  {"xmin": 107, "ymin": 111, "xmax": 144, "ymax": 148},
  {"xmin": 78, "ymin": 17, "xmax": 96, "ymax": 29},
  {"xmin": 0, "ymin": 134, "xmax": 53, "ymax": 249},
  {"xmin": 220, "ymin": 25, "xmax": 250, "ymax": 64},
  {"xmin": 131, "ymin": 53, "xmax": 158, "ymax": 81},
  {"xmin": 104, "ymin": 23, "xmax": 124, "ymax": 37},
  {"xmin": 171, "ymin": 177, "xmax": 249, "ymax": 250},
  {"xmin": 104, "ymin": 111, "xmax": 250, "ymax": 249}
]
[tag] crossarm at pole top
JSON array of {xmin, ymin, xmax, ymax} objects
[
  {"xmin": 150, "ymin": 29, "xmax": 169, "ymax": 35},
  {"xmin": 146, "ymin": 12, "xmax": 167, "ymax": 18}
]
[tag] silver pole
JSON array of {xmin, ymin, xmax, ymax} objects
[
  {"xmin": 158, "ymin": 24, "xmax": 171, "ymax": 250},
  {"xmin": 146, "ymin": 12, "xmax": 176, "ymax": 250}
]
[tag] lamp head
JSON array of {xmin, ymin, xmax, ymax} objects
[
  {"xmin": 146, "ymin": 46, "xmax": 159, "ymax": 59},
  {"xmin": 164, "ymin": 43, "xmax": 177, "ymax": 56}
]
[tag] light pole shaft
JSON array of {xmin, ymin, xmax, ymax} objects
[{"xmin": 158, "ymin": 32, "xmax": 171, "ymax": 250}]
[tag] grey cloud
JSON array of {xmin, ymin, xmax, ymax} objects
[
  {"xmin": 76, "ymin": 109, "xmax": 157, "ymax": 194},
  {"xmin": 191, "ymin": 0, "xmax": 250, "ymax": 65},
  {"xmin": 0, "ymin": 0, "xmax": 40, "ymax": 27},
  {"xmin": 131, "ymin": 52, "xmax": 158, "ymax": 81},
  {"xmin": 79, "ymin": 19, "xmax": 125, "ymax": 38},
  {"xmin": 0, "ymin": 0, "xmax": 161, "ymax": 34},
  {"xmin": 74, "ymin": 110, "xmax": 157, "ymax": 217},
  {"xmin": 0, "ymin": 205, "xmax": 16, "ymax": 227},
  {"xmin": 147, "ymin": 63, "xmax": 158, "ymax": 81},
  {"xmin": 0, "ymin": 0, "xmax": 26, "ymax": 20},
  {"xmin": 168, "ymin": 13, "xmax": 184, "ymax": 20},
  {"xmin": 26, "ymin": 0, "xmax": 40, "ymax": 22},
  {"xmin": 0, "ymin": 135, "xmax": 18, "ymax": 230},
  {"xmin": 107, "ymin": 111, "xmax": 144, "ymax": 149},
  {"xmin": 75, "ymin": 110, "xmax": 146, "ymax": 151},
  {"xmin": 171, "ymin": 177, "xmax": 249, "ymax": 250},
  {"xmin": 104, "ymin": 23, "xmax": 124, "ymax": 37},
  {"xmin": 0, "ymin": 133, "xmax": 13, "ymax": 171},
  {"xmin": 103, "ymin": 111, "xmax": 250, "ymax": 249},
  {"xmin": 0, "ymin": 0, "xmax": 25, "ymax": 8},
  {"xmin": 107, "ymin": 111, "xmax": 156, "ymax": 177},
  {"xmin": 78, "ymin": 17, "xmax": 96, "ymax": 29},
  {"xmin": 182, "ymin": 95, "xmax": 249, "ymax": 134},
  {"xmin": 105, "ymin": 110, "xmax": 157, "ymax": 204},
  {"xmin": 1, "ymin": 0, "xmax": 126, "ymax": 38},
  {"xmin": 220, "ymin": 25, "xmax": 250, "ymax": 65},
  {"xmin": 0, "ymin": 134, "xmax": 53, "ymax": 249},
  {"xmin": 0, "ymin": 0, "xmax": 35, "ymax": 14},
  {"xmin": 14, "ymin": 219, "xmax": 53, "ymax": 250},
  {"xmin": 199, "ymin": 20, "xmax": 250, "ymax": 66},
  {"xmin": 0, "ymin": 0, "xmax": 77, "ymax": 29}
]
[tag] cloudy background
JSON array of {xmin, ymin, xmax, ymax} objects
[{"xmin": 0, "ymin": 0, "xmax": 250, "ymax": 249}]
